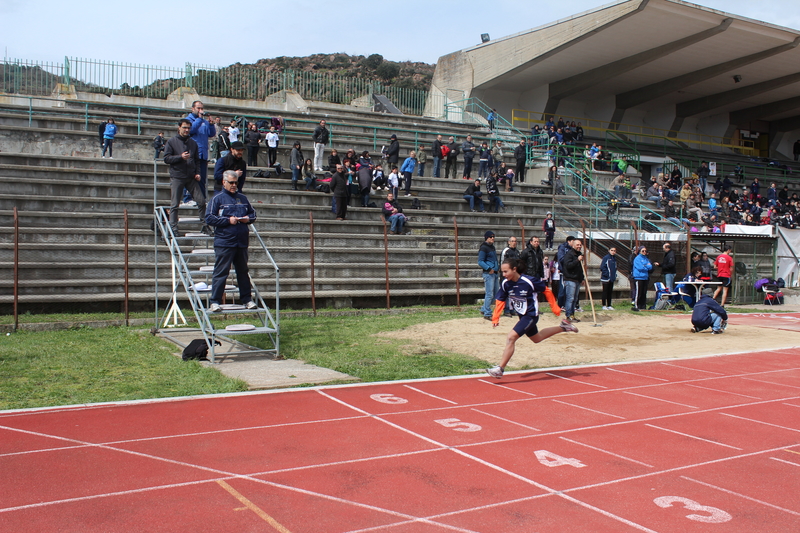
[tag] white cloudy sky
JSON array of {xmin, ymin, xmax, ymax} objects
[{"xmin": 2, "ymin": 0, "xmax": 799, "ymax": 67}]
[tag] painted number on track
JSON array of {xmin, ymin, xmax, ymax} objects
[
  {"xmin": 534, "ymin": 450, "xmax": 586, "ymax": 468},
  {"xmin": 434, "ymin": 418, "xmax": 482, "ymax": 432},
  {"xmin": 370, "ymin": 394, "xmax": 408, "ymax": 405},
  {"xmin": 653, "ymin": 496, "xmax": 732, "ymax": 523}
]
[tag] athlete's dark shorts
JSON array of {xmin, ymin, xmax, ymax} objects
[
  {"xmin": 717, "ymin": 276, "xmax": 731, "ymax": 288},
  {"xmin": 513, "ymin": 315, "xmax": 539, "ymax": 337}
]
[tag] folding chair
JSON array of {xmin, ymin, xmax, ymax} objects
[
  {"xmin": 653, "ymin": 282, "xmax": 680, "ymax": 310},
  {"xmin": 762, "ymin": 283, "xmax": 779, "ymax": 306}
]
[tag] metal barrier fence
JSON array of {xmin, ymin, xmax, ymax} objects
[{"xmin": 1, "ymin": 57, "xmax": 433, "ymax": 116}]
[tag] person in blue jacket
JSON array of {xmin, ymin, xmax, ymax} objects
[
  {"xmin": 632, "ymin": 246, "xmax": 659, "ymax": 311},
  {"xmin": 101, "ymin": 118, "xmax": 117, "ymax": 158},
  {"xmin": 205, "ymin": 170, "xmax": 257, "ymax": 313},
  {"xmin": 691, "ymin": 293, "xmax": 728, "ymax": 334},
  {"xmin": 400, "ymin": 151, "xmax": 417, "ymax": 197},
  {"xmin": 599, "ymin": 247, "xmax": 617, "ymax": 310},
  {"xmin": 184, "ymin": 100, "xmax": 216, "ymax": 201},
  {"xmin": 478, "ymin": 231, "xmax": 499, "ymax": 320}
]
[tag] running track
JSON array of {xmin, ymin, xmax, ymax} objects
[{"xmin": 2, "ymin": 349, "xmax": 800, "ymax": 531}]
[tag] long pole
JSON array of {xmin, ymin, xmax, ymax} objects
[
  {"xmin": 581, "ymin": 220, "xmax": 598, "ymax": 324},
  {"xmin": 309, "ymin": 212, "xmax": 316, "ymax": 316},
  {"xmin": 453, "ymin": 216, "xmax": 461, "ymax": 309},
  {"xmin": 517, "ymin": 218, "xmax": 525, "ymax": 248},
  {"xmin": 383, "ymin": 218, "xmax": 390, "ymax": 309},
  {"xmin": 13, "ymin": 207, "xmax": 19, "ymax": 332},
  {"xmin": 123, "ymin": 209, "xmax": 129, "ymax": 326}
]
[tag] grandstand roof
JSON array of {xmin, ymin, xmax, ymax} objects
[{"xmin": 431, "ymin": 0, "xmax": 800, "ymax": 140}]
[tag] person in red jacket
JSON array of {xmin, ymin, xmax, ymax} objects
[{"xmin": 713, "ymin": 245, "xmax": 733, "ymax": 305}]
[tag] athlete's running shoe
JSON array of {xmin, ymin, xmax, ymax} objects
[
  {"xmin": 486, "ymin": 365, "xmax": 504, "ymax": 378},
  {"xmin": 560, "ymin": 320, "xmax": 579, "ymax": 333}
]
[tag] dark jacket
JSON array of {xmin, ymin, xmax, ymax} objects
[
  {"xmin": 520, "ymin": 243, "xmax": 544, "ymax": 278},
  {"xmin": 244, "ymin": 130, "xmax": 261, "ymax": 147},
  {"xmin": 600, "ymin": 253, "xmax": 617, "ymax": 282},
  {"xmin": 446, "ymin": 141, "xmax": 459, "ymax": 159},
  {"xmin": 312, "ymin": 124, "xmax": 329, "ymax": 144},
  {"xmin": 329, "ymin": 171, "xmax": 348, "ymax": 197},
  {"xmin": 163, "ymin": 134, "xmax": 200, "ymax": 180},
  {"xmin": 464, "ymin": 182, "xmax": 481, "ymax": 196},
  {"xmin": 662, "ymin": 249, "xmax": 676, "ymax": 274},
  {"xmin": 213, "ymin": 153, "xmax": 247, "ymax": 183},
  {"xmin": 385, "ymin": 139, "xmax": 400, "ymax": 163},
  {"xmin": 431, "ymin": 138, "xmax": 442, "ymax": 158},
  {"xmin": 218, "ymin": 131, "xmax": 231, "ymax": 152},
  {"xmin": 382, "ymin": 198, "xmax": 403, "ymax": 218},
  {"xmin": 691, "ymin": 294, "xmax": 728, "ymax": 329},
  {"xmin": 562, "ymin": 247, "xmax": 584, "ymax": 282},
  {"xmin": 461, "ymin": 140, "xmax": 476, "ymax": 159},
  {"xmin": 514, "ymin": 144, "xmax": 527, "ymax": 162},
  {"xmin": 153, "ymin": 135, "xmax": 165, "ymax": 150},
  {"xmin": 478, "ymin": 241, "xmax": 498, "ymax": 272},
  {"xmin": 204, "ymin": 189, "xmax": 256, "ymax": 248}
]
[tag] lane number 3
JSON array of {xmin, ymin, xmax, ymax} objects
[{"xmin": 653, "ymin": 496, "xmax": 732, "ymax": 523}]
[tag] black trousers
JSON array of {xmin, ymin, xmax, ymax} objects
[
  {"xmin": 601, "ymin": 281, "xmax": 614, "ymax": 307},
  {"xmin": 515, "ymin": 159, "xmax": 526, "ymax": 182},
  {"xmin": 635, "ymin": 279, "xmax": 649, "ymax": 310},
  {"xmin": 334, "ymin": 195, "xmax": 348, "ymax": 219}
]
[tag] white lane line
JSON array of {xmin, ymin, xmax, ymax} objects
[
  {"xmin": 252, "ymin": 449, "xmax": 443, "ymax": 476},
  {"xmin": 403, "ymin": 385, "xmax": 458, "ymax": 405},
  {"xmin": 556, "ymin": 493, "xmax": 660, "ymax": 533},
  {"xmin": 720, "ymin": 413, "xmax": 800, "ymax": 433},
  {"xmin": 603, "ymin": 367, "xmax": 670, "ymax": 382},
  {"xmin": 684, "ymin": 383, "xmax": 762, "ymax": 400},
  {"xmin": 469, "ymin": 408, "xmax": 541, "ymax": 432},
  {"xmin": 644, "ymin": 424, "xmax": 742, "ymax": 450},
  {"xmin": 558, "ymin": 437, "xmax": 654, "ymax": 468},
  {"xmin": 741, "ymin": 377, "xmax": 800, "ymax": 390},
  {"xmin": 622, "ymin": 391, "xmax": 698, "ymax": 409},
  {"xmin": 769, "ymin": 457, "xmax": 800, "ymax": 467},
  {"xmin": 681, "ymin": 476, "xmax": 800, "ymax": 516},
  {"xmin": 782, "ymin": 403, "xmax": 800, "ymax": 408},
  {"xmin": 545, "ymin": 372, "xmax": 608, "ymax": 389},
  {"xmin": 551, "ymin": 399, "xmax": 626, "ymax": 420},
  {"xmin": 660, "ymin": 362, "xmax": 726, "ymax": 375},
  {"xmin": 478, "ymin": 379, "xmax": 538, "ymax": 396},
  {"xmin": 0, "ymin": 444, "xmax": 90, "ymax": 458}
]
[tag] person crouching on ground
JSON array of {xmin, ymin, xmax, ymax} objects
[
  {"xmin": 691, "ymin": 293, "xmax": 728, "ymax": 334},
  {"xmin": 486, "ymin": 258, "xmax": 575, "ymax": 378}
]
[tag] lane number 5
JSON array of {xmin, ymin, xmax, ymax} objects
[{"xmin": 434, "ymin": 418, "xmax": 482, "ymax": 432}]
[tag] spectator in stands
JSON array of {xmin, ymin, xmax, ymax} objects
[
  {"xmin": 271, "ymin": 116, "xmax": 285, "ymax": 133},
  {"xmin": 478, "ymin": 141, "xmax": 491, "ymax": 179},
  {"xmin": 400, "ymin": 150, "xmax": 417, "ymax": 197},
  {"xmin": 372, "ymin": 164, "xmax": 386, "ymax": 190},
  {"xmin": 98, "ymin": 119, "xmax": 108, "ymax": 149},
  {"xmin": 153, "ymin": 132, "xmax": 165, "ymax": 160},
  {"xmin": 767, "ymin": 182, "xmax": 779, "ymax": 206},
  {"xmin": 382, "ymin": 192, "xmax": 407, "ymax": 235},
  {"xmin": 661, "ymin": 242, "xmax": 676, "ymax": 291},
  {"xmin": 713, "ymin": 245, "xmax": 733, "ymax": 305},
  {"xmin": 501, "ymin": 236, "xmax": 521, "ymax": 285},
  {"xmin": 343, "ymin": 148, "xmax": 356, "ymax": 167},
  {"xmin": 646, "ymin": 183, "xmax": 664, "ymax": 208},
  {"xmin": 290, "ymin": 141, "xmax": 304, "ymax": 191},
  {"xmin": 679, "ymin": 182, "xmax": 692, "ymax": 203},
  {"xmin": 691, "ymin": 293, "xmax": 728, "ymax": 334},
  {"xmin": 665, "ymin": 200, "xmax": 690, "ymax": 228},
  {"xmin": 779, "ymin": 185, "xmax": 790, "ymax": 204},
  {"xmin": 520, "ymin": 236, "xmax": 544, "ymax": 278},
  {"xmin": 101, "ymin": 118, "xmax": 117, "ymax": 159},
  {"xmin": 431, "ymin": 134, "xmax": 443, "ymax": 178},
  {"xmin": 632, "ymin": 246, "xmax": 657, "ymax": 311},
  {"xmin": 611, "ymin": 173, "xmax": 629, "ymax": 199},
  {"xmin": 486, "ymin": 170, "xmax": 505, "ymax": 212},
  {"xmin": 416, "ymin": 144, "xmax": 427, "ymax": 177},
  {"xmin": 750, "ymin": 177, "xmax": 760, "ymax": 201},
  {"xmin": 228, "ymin": 119, "xmax": 240, "ymax": 143},
  {"xmin": 387, "ymin": 166, "xmax": 400, "ymax": 198},
  {"xmin": 312, "ymin": 120, "xmax": 329, "ymax": 172},
  {"xmin": 794, "ymin": 139, "xmax": 800, "ymax": 162},
  {"xmin": 696, "ymin": 252, "xmax": 712, "ymax": 280},
  {"xmin": 217, "ymin": 126, "xmax": 231, "ymax": 159},
  {"xmin": 163, "ymin": 119, "xmax": 207, "ymax": 235},
  {"xmin": 330, "ymin": 164, "xmax": 348, "ymax": 220},
  {"xmin": 463, "ymin": 179, "xmax": 485, "ymax": 212},
  {"xmin": 303, "ymin": 159, "xmax": 316, "ymax": 191},
  {"xmin": 695, "ymin": 161, "xmax": 710, "ymax": 194},
  {"xmin": 209, "ymin": 117, "xmax": 222, "ymax": 162},
  {"xmin": 553, "ymin": 173, "xmax": 565, "ymax": 195},
  {"xmin": 685, "ymin": 194, "xmax": 704, "ymax": 220},
  {"xmin": 358, "ymin": 153, "xmax": 373, "ymax": 207},
  {"xmin": 244, "ymin": 123, "xmax": 262, "ymax": 166},
  {"xmin": 184, "ymin": 102, "xmax": 216, "ymax": 201},
  {"xmin": 385, "ymin": 134, "xmax": 400, "ymax": 171},
  {"xmin": 461, "ymin": 135, "xmax": 476, "ymax": 179},
  {"xmin": 487, "ymin": 109, "xmax": 497, "ymax": 131},
  {"xmin": 492, "ymin": 141, "xmax": 504, "ymax": 173},
  {"xmin": 514, "ymin": 139, "xmax": 527, "ymax": 183},
  {"xmin": 205, "ymin": 170, "xmax": 257, "ymax": 313},
  {"xmin": 445, "ymin": 136, "xmax": 459, "ymax": 179},
  {"xmin": 213, "ymin": 141, "xmax": 246, "ymax": 194},
  {"xmin": 265, "ymin": 126, "xmax": 279, "ymax": 167},
  {"xmin": 600, "ymin": 246, "xmax": 617, "ymax": 310},
  {"xmin": 479, "ymin": 231, "xmax": 499, "ymax": 320},
  {"xmin": 562, "ymin": 238, "xmax": 584, "ymax": 322},
  {"xmin": 575, "ymin": 122, "xmax": 584, "ymax": 142},
  {"xmin": 327, "ymin": 148, "xmax": 341, "ymax": 171},
  {"xmin": 542, "ymin": 212, "xmax": 556, "ymax": 251}
]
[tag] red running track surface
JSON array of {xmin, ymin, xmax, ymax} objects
[{"xmin": 1, "ymin": 350, "xmax": 799, "ymax": 532}]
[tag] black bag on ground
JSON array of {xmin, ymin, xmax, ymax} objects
[
  {"xmin": 273, "ymin": 162, "xmax": 284, "ymax": 176},
  {"xmin": 182, "ymin": 339, "xmax": 221, "ymax": 361},
  {"xmin": 316, "ymin": 183, "xmax": 330, "ymax": 193},
  {"xmin": 411, "ymin": 197, "xmax": 421, "ymax": 209}
]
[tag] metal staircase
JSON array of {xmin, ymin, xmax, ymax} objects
[{"xmin": 153, "ymin": 206, "xmax": 280, "ymax": 363}]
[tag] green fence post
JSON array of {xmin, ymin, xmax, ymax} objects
[
  {"xmin": 185, "ymin": 63, "xmax": 193, "ymax": 88},
  {"xmin": 84, "ymin": 103, "xmax": 89, "ymax": 131},
  {"xmin": 137, "ymin": 107, "xmax": 142, "ymax": 135},
  {"xmin": 63, "ymin": 56, "xmax": 71, "ymax": 87}
]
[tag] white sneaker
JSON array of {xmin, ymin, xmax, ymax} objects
[
  {"xmin": 559, "ymin": 320, "xmax": 579, "ymax": 333},
  {"xmin": 209, "ymin": 303, "xmax": 222, "ymax": 313},
  {"xmin": 601, "ymin": 306, "xmax": 608, "ymax": 310},
  {"xmin": 486, "ymin": 365, "xmax": 504, "ymax": 378},
  {"xmin": 245, "ymin": 301, "xmax": 258, "ymax": 310},
  {"xmin": 607, "ymin": 306, "xmax": 615, "ymax": 310}
]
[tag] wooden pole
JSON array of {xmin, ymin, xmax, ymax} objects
[
  {"xmin": 13, "ymin": 207, "xmax": 19, "ymax": 332},
  {"xmin": 309, "ymin": 212, "xmax": 316, "ymax": 316}
]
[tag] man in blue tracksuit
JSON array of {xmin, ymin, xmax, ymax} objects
[
  {"xmin": 184, "ymin": 100, "xmax": 216, "ymax": 201},
  {"xmin": 632, "ymin": 246, "xmax": 658, "ymax": 311},
  {"xmin": 478, "ymin": 231, "xmax": 499, "ymax": 320},
  {"xmin": 691, "ymin": 294, "xmax": 728, "ymax": 334},
  {"xmin": 205, "ymin": 170, "xmax": 257, "ymax": 313}
]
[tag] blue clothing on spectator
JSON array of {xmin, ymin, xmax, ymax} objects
[
  {"xmin": 599, "ymin": 253, "xmax": 617, "ymax": 282},
  {"xmin": 205, "ymin": 189, "xmax": 256, "ymax": 248},
  {"xmin": 632, "ymin": 254, "xmax": 653, "ymax": 280},
  {"xmin": 400, "ymin": 156, "xmax": 416, "ymax": 174},
  {"xmin": 103, "ymin": 123, "xmax": 117, "ymax": 139},
  {"xmin": 186, "ymin": 113, "xmax": 216, "ymax": 160}
]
